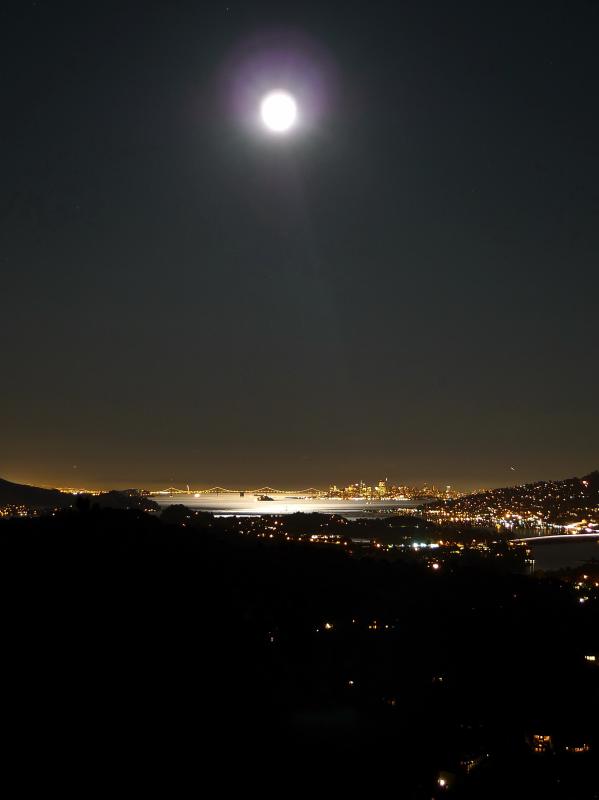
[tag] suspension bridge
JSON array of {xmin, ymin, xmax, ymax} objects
[{"xmin": 151, "ymin": 486, "xmax": 324, "ymax": 497}]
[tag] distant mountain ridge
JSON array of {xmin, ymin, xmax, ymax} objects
[
  {"xmin": 0, "ymin": 477, "xmax": 70, "ymax": 508},
  {"xmin": 0, "ymin": 477, "xmax": 158, "ymax": 512}
]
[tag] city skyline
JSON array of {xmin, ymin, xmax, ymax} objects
[{"xmin": 5, "ymin": 465, "xmax": 596, "ymax": 497}]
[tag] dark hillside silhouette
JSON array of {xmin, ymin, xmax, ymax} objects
[
  {"xmin": 0, "ymin": 508, "xmax": 596, "ymax": 795},
  {"xmin": 0, "ymin": 476, "xmax": 70, "ymax": 507},
  {"xmin": 0, "ymin": 476, "xmax": 158, "ymax": 511}
]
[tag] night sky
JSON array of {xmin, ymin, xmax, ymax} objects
[{"xmin": 2, "ymin": 1, "xmax": 598, "ymax": 490}]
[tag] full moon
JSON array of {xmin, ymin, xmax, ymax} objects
[{"xmin": 260, "ymin": 90, "xmax": 297, "ymax": 133}]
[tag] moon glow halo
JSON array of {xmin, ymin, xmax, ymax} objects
[{"xmin": 260, "ymin": 91, "xmax": 297, "ymax": 133}]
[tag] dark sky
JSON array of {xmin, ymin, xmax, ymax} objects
[{"xmin": 2, "ymin": 0, "xmax": 598, "ymax": 490}]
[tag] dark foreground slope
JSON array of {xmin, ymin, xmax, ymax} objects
[{"xmin": 0, "ymin": 509, "xmax": 597, "ymax": 797}]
